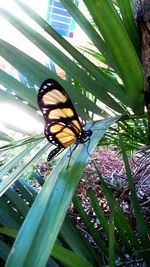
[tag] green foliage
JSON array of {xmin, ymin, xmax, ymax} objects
[
  {"xmin": 0, "ymin": 144, "xmax": 149, "ymax": 266},
  {"xmin": 0, "ymin": 0, "xmax": 149, "ymax": 266},
  {"xmin": 100, "ymin": 116, "xmax": 149, "ymax": 155}
]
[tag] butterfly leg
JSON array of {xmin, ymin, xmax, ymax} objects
[
  {"xmin": 67, "ymin": 143, "xmax": 78, "ymax": 169},
  {"xmin": 86, "ymin": 138, "xmax": 92, "ymax": 157},
  {"xmin": 82, "ymin": 138, "xmax": 92, "ymax": 157}
]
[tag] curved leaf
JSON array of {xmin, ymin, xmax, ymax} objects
[{"xmin": 5, "ymin": 117, "xmax": 119, "ymax": 267}]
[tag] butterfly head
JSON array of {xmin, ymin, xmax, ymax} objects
[
  {"xmin": 84, "ymin": 129, "xmax": 92, "ymax": 137},
  {"xmin": 78, "ymin": 129, "xmax": 92, "ymax": 144}
]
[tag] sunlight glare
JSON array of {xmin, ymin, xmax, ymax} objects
[{"xmin": 0, "ymin": 104, "xmax": 43, "ymax": 133}]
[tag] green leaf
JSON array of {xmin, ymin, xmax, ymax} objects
[
  {"xmin": 5, "ymin": 188, "xmax": 30, "ymax": 218},
  {"xmin": 0, "ymin": 198, "xmax": 21, "ymax": 229},
  {"xmin": 83, "ymin": 0, "xmax": 144, "ymax": 114},
  {"xmin": 52, "ymin": 244, "xmax": 93, "ymax": 267},
  {"xmin": 15, "ymin": 179, "xmax": 37, "ymax": 204},
  {"xmin": 73, "ymin": 195, "xmax": 108, "ymax": 256},
  {"xmin": 0, "ymin": 141, "xmax": 48, "ymax": 196},
  {"xmin": 61, "ymin": 215, "xmax": 99, "ymax": 265},
  {"xmin": 94, "ymin": 165, "xmax": 141, "ymax": 252},
  {"xmin": 0, "ymin": 227, "xmax": 93, "ymax": 267},
  {"xmin": 0, "ymin": 39, "xmax": 105, "ymax": 119},
  {"xmin": 116, "ymin": 0, "xmax": 140, "ymax": 52},
  {"xmin": 10, "ymin": 0, "xmax": 128, "ymax": 106},
  {"xmin": 0, "ymin": 9, "xmax": 126, "ymax": 115},
  {"xmin": 59, "ymin": 0, "xmax": 117, "ymax": 70},
  {"xmin": 0, "ymin": 208, "xmax": 19, "ymax": 230},
  {"xmin": 0, "ymin": 227, "xmax": 18, "ymax": 239},
  {"xmin": 87, "ymin": 187, "xmax": 125, "ymax": 260},
  {"xmin": 0, "ymin": 240, "xmax": 10, "ymax": 261},
  {"xmin": 108, "ymin": 211, "xmax": 115, "ymax": 267},
  {"xmin": 0, "ymin": 130, "xmax": 13, "ymax": 142},
  {"xmin": 0, "ymin": 135, "xmax": 44, "ymax": 152},
  {"xmin": 0, "ymin": 69, "xmax": 38, "ymax": 109},
  {"xmin": 0, "ymin": 142, "xmax": 42, "ymax": 181},
  {"xmin": 119, "ymin": 135, "xmax": 150, "ymax": 264},
  {"xmin": 5, "ymin": 117, "xmax": 118, "ymax": 267}
]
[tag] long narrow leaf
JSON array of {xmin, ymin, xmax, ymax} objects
[
  {"xmin": 0, "ymin": 141, "xmax": 48, "ymax": 196},
  {"xmin": 87, "ymin": 187, "xmax": 125, "ymax": 260},
  {"xmin": 60, "ymin": 0, "xmax": 117, "ymax": 70},
  {"xmin": 73, "ymin": 195, "xmax": 108, "ymax": 256},
  {"xmin": 0, "ymin": 142, "xmax": 43, "ymax": 180},
  {"xmin": 0, "ymin": 40, "xmax": 104, "ymax": 119},
  {"xmin": 5, "ymin": 118, "xmax": 118, "ymax": 267},
  {"xmin": 61, "ymin": 215, "xmax": 99, "ymax": 265},
  {"xmin": 0, "ymin": 209, "xmax": 19, "ymax": 230},
  {"xmin": 0, "ymin": 69, "xmax": 38, "ymax": 109},
  {"xmin": 0, "ymin": 131, "xmax": 13, "ymax": 142},
  {"xmin": 119, "ymin": 135, "xmax": 150, "ymax": 264},
  {"xmin": 5, "ymin": 188, "xmax": 30, "ymax": 218},
  {"xmin": 15, "ymin": 179, "xmax": 37, "ymax": 203},
  {"xmin": 108, "ymin": 211, "xmax": 115, "ymax": 267},
  {"xmin": 0, "ymin": 197, "xmax": 22, "ymax": 227},
  {"xmin": 0, "ymin": 240, "xmax": 10, "ymax": 261},
  {"xmin": 83, "ymin": 0, "xmax": 144, "ymax": 114},
  {"xmin": 52, "ymin": 244, "xmax": 93, "ymax": 267},
  {"xmin": 116, "ymin": 0, "xmax": 140, "ymax": 52},
  {"xmin": 10, "ymin": 0, "xmax": 127, "ymax": 105},
  {"xmin": 93, "ymin": 164, "xmax": 141, "ymax": 252},
  {"xmin": 0, "ymin": 10, "xmax": 126, "ymax": 114}
]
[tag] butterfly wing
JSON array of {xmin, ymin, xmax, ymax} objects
[{"xmin": 38, "ymin": 79, "xmax": 84, "ymax": 160}]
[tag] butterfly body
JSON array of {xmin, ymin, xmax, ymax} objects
[{"xmin": 38, "ymin": 79, "xmax": 92, "ymax": 162}]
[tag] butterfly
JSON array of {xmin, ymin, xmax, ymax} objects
[{"xmin": 37, "ymin": 79, "xmax": 92, "ymax": 165}]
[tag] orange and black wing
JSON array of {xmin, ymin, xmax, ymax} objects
[{"xmin": 38, "ymin": 79, "xmax": 89, "ymax": 161}]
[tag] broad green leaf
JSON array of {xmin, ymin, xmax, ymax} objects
[
  {"xmin": 5, "ymin": 117, "xmax": 119, "ymax": 267},
  {"xmin": 0, "ymin": 227, "xmax": 93, "ymax": 267},
  {"xmin": 27, "ymin": 173, "xmax": 99, "ymax": 265},
  {"xmin": 0, "ymin": 229, "xmax": 61, "ymax": 267}
]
